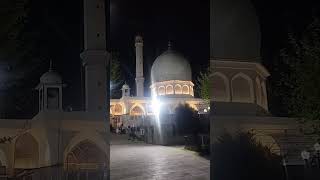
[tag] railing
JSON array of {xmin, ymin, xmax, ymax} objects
[{"xmin": 183, "ymin": 134, "xmax": 210, "ymax": 155}]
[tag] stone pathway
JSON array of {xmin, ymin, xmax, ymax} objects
[{"xmin": 110, "ymin": 134, "xmax": 210, "ymax": 180}]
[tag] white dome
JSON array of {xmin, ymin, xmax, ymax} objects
[
  {"xmin": 151, "ymin": 50, "xmax": 192, "ymax": 83},
  {"xmin": 40, "ymin": 71, "xmax": 62, "ymax": 84}
]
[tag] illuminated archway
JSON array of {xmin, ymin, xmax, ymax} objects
[
  {"xmin": 113, "ymin": 104, "xmax": 123, "ymax": 115},
  {"xmin": 65, "ymin": 140, "xmax": 106, "ymax": 179},
  {"xmin": 130, "ymin": 105, "xmax": 145, "ymax": 116},
  {"xmin": 166, "ymin": 85, "xmax": 174, "ymax": 95},
  {"xmin": 158, "ymin": 86, "xmax": 165, "ymax": 95},
  {"xmin": 182, "ymin": 85, "xmax": 189, "ymax": 94},
  {"xmin": 174, "ymin": 84, "xmax": 182, "ymax": 94},
  {"xmin": 14, "ymin": 133, "xmax": 39, "ymax": 169}
]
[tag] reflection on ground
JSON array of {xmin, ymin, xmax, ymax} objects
[{"xmin": 110, "ymin": 134, "xmax": 210, "ymax": 180}]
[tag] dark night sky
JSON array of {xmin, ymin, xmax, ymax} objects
[{"xmin": 110, "ymin": 0, "xmax": 210, "ymax": 96}]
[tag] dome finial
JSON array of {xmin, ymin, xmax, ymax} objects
[{"xmin": 49, "ymin": 60, "xmax": 53, "ymax": 72}]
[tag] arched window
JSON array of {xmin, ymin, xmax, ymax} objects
[
  {"xmin": 182, "ymin": 85, "xmax": 189, "ymax": 94},
  {"xmin": 158, "ymin": 86, "xmax": 165, "ymax": 96},
  {"xmin": 114, "ymin": 104, "xmax": 123, "ymax": 115},
  {"xmin": 130, "ymin": 105, "xmax": 145, "ymax": 116},
  {"xmin": 231, "ymin": 73, "xmax": 254, "ymax": 103},
  {"xmin": 255, "ymin": 77, "xmax": 262, "ymax": 106},
  {"xmin": 166, "ymin": 85, "xmax": 174, "ymax": 95},
  {"xmin": 14, "ymin": 133, "xmax": 39, "ymax": 169},
  {"xmin": 174, "ymin": 84, "xmax": 182, "ymax": 94},
  {"xmin": 211, "ymin": 72, "xmax": 230, "ymax": 102}
]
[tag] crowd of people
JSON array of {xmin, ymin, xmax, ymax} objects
[{"xmin": 110, "ymin": 124, "xmax": 145, "ymax": 141}]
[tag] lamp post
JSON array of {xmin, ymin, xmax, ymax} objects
[
  {"xmin": 300, "ymin": 142, "xmax": 320, "ymax": 180},
  {"xmin": 282, "ymin": 157, "xmax": 289, "ymax": 180},
  {"xmin": 301, "ymin": 143, "xmax": 320, "ymax": 168},
  {"xmin": 314, "ymin": 142, "xmax": 320, "ymax": 168},
  {"xmin": 301, "ymin": 150, "xmax": 311, "ymax": 168}
]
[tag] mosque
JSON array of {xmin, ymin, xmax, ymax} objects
[{"xmin": 110, "ymin": 36, "xmax": 209, "ymax": 134}]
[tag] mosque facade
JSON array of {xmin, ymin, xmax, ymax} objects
[{"xmin": 110, "ymin": 36, "xmax": 209, "ymax": 134}]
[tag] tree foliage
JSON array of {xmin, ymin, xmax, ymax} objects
[
  {"xmin": 110, "ymin": 51, "xmax": 124, "ymax": 98},
  {"xmin": 175, "ymin": 104, "xmax": 200, "ymax": 135},
  {"xmin": 274, "ymin": 18, "xmax": 320, "ymax": 136},
  {"xmin": 212, "ymin": 132, "xmax": 284, "ymax": 180},
  {"xmin": 0, "ymin": 0, "xmax": 28, "ymax": 57},
  {"xmin": 195, "ymin": 67, "xmax": 211, "ymax": 102}
]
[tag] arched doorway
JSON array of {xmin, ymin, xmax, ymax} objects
[
  {"xmin": 14, "ymin": 133, "xmax": 39, "ymax": 169},
  {"xmin": 130, "ymin": 105, "xmax": 145, "ymax": 116},
  {"xmin": 64, "ymin": 140, "xmax": 107, "ymax": 180}
]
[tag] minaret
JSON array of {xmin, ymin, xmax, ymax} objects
[
  {"xmin": 80, "ymin": 0, "xmax": 109, "ymax": 112},
  {"xmin": 135, "ymin": 35, "xmax": 145, "ymax": 97}
]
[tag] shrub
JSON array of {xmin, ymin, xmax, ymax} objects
[{"xmin": 212, "ymin": 132, "xmax": 284, "ymax": 180}]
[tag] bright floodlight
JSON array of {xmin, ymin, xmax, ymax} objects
[{"xmin": 152, "ymin": 97, "xmax": 161, "ymax": 116}]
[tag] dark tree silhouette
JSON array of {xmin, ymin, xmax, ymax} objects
[
  {"xmin": 174, "ymin": 103, "xmax": 201, "ymax": 138},
  {"xmin": 212, "ymin": 132, "xmax": 284, "ymax": 180}
]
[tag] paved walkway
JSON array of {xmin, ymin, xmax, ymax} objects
[{"xmin": 110, "ymin": 134, "xmax": 210, "ymax": 180}]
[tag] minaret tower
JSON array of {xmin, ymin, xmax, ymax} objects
[
  {"xmin": 135, "ymin": 35, "xmax": 145, "ymax": 97},
  {"xmin": 80, "ymin": 0, "xmax": 109, "ymax": 112}
]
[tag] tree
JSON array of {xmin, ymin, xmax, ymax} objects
[
  {"xmin": 110, "ymin": 51, "xmax": 124, "ymax": 98},
  {"xmin": 212, "ymin": 132, "xmax": 284, "ymax": 180},
  {"xmin": 195, "ymin": 67, "xmax": 211, "ymax": 103},
  {"xmin": 175, "ymin": 104, "xmax": 199, "ymax": 135},
  {"xmin": 274, "ymin": 18, "xmax": 320, "ymax": 137},
  {"xmin": 0, "ymin": 0, "xmax": 28, "ymax": 57}
]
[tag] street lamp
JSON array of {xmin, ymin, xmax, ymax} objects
[
  {"xmin": 314, "ymin": 142, "xmax": 320, "ymax": 168},
  {"xmin": 301, "ymin": 143, "xmax": 320, "ymax": 169},
  {"xmin": 301, "ymin": 150, "xmax": 311, "ymax": 168},
  {"xmin": 282, "ymin": 156, "xmax": 289, "ymax": 180}
]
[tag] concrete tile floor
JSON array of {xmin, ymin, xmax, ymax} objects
[{"xmin": 110, "ymin": 142, "xmax": 210, "ymax": 180}]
